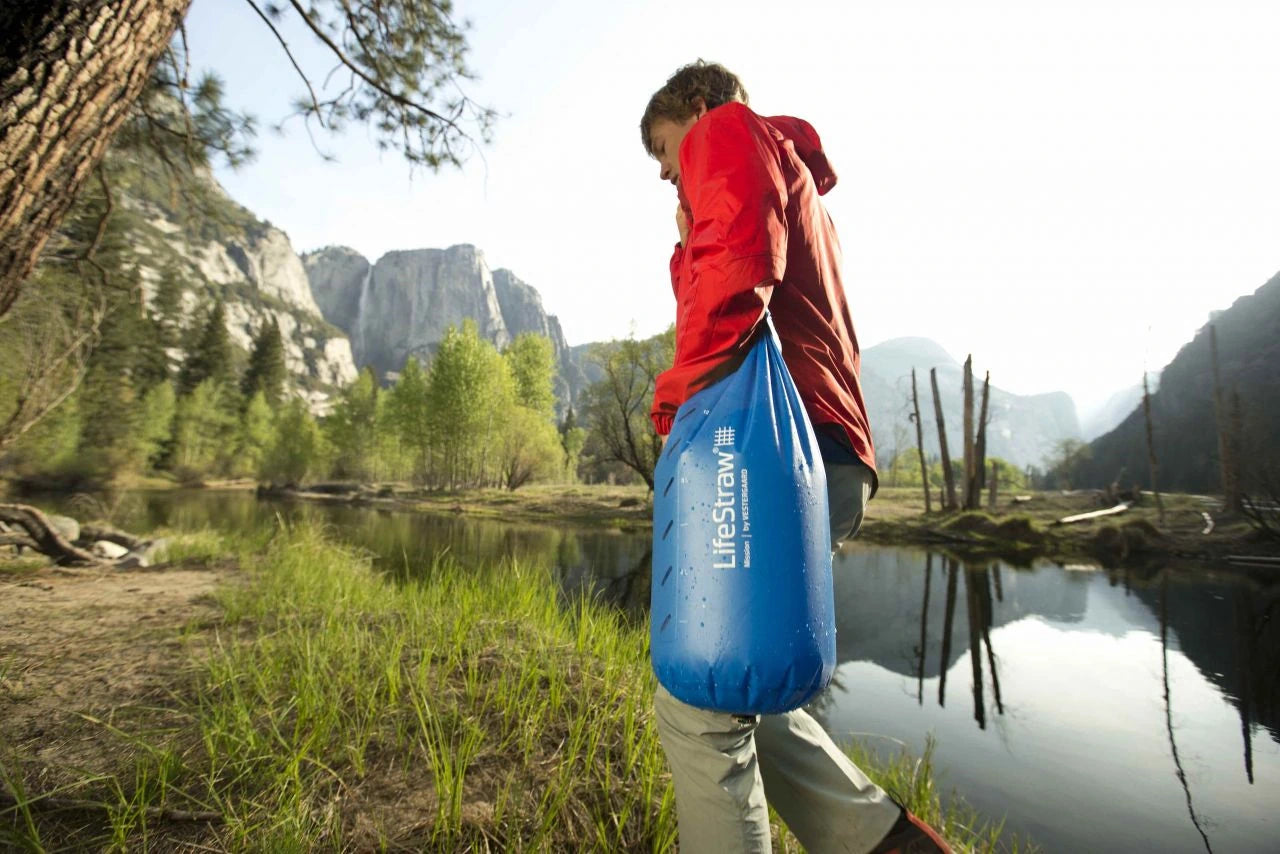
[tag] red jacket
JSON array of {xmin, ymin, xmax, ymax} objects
[{"xmin": 650, "ymin": 101, "xmax": 876, "ymax": 477}]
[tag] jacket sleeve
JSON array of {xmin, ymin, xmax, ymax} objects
[{"xmin": 651, "ymin": 105, "xmax": 789, "ymax": 434}]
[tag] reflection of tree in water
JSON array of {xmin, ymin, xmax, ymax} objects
[
  {"xmin": 1125, "ymin": 565, "xmax": 1280, "ymax": 759},
  {"xmin": 1161, "ymin": 575, "xmax": 1214, "ymax": 854},
  {"xmin": 553, "ymin": 537, "xmax": 652, "ymax": 620}
]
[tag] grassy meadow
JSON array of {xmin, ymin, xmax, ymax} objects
[{"xmin": 1, "ymin": 523, "xmax": 1027, "ymax": 851}]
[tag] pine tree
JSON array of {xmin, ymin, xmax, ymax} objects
[
  {"xmin": 241, "ymin": 317, "xmax": 287, "ymax": 407},
  {"xmin": 178, "ymin": 300, "xmax": 233, "ymax": 396},
  {"xmin": 151, "ymin": 264, "xmax": 185, "ymax": 349}
]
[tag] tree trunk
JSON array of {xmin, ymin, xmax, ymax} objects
[
  {"xmin": 0, "ymin": 0, "xmax": 191, "ymax": 319},
  {"xmin": 1209, "ymin": 325, "xmax": 1241, "ymax": 512},
  {"xmin": 962, "ymin": 356, "xmax": 975, "ymax": 509},
  {"xmin": 911, "ymin": 369, "xmax": 931, "ymax": 513},
  {"xmin": 971, "ymin": 370, "xmax": 990, "ymax": 509},
  {"xmin": 1142, "ymin": 372, "xmax": 1166, "ymax": 524},
  {"xmin": 931, "ymin": 368, "xmax": 957, "ymax": 511},
  {"xmin": 0, "ymin": 503, "xmax": 101, "ymax": 564},
  {"xmin": 988, "ymin": 459, "xmax": 998, "ymax": 508}
]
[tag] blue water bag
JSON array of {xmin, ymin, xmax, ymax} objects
[{"xmin": 651, "ymin": 317, "xmax": 835, "ymax": 714}]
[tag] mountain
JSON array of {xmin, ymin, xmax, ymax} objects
[
  {"xmin": 110, "ymin": 158, "xmax": 357, "ymax": 409},
  {"xmin": 1076, "ymin": 273, "xmax": 1280, "ymax": 492},
  {"xmin": 303, "ymin": 245, "xmax": 589, "ymax": 410},
  {"xmin": 1080, "ymin": 381, "xmax": 1150, "ymax": 442},
  {"xmin": 860, "ymin": 338, "xmax": 1082, "ymax": 470}
]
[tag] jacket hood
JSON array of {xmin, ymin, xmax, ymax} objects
[{"xmin": 764, "ymin": 114, "xmax": 838, "ymax": 196}]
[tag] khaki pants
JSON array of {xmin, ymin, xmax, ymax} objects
[{"xmin": 654, "ymin": 462, "xmax": 900, "ymax": 853}]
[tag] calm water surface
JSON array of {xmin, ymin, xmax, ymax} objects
[{"xmin": 37, "ymin": 490, "xmax": 1280, "ymax": 853}]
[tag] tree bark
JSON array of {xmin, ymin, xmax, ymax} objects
[
  {"xmin": 1141, "ymin": 373, "xmax": 1165, "ymax": 524},
  {"xmin": 962, "ymin": 356, "xmax": 975, "ymax": 509},
  {"xmin": 971, "ymin": 370, "xmax": 990, "ymax": 509},
  {"xmin": 0, "ymin": 503, "xmax": 102, "ymax": 564},
  {"xmin": 911, "ymin": 369, "xmax": 931, "ymax": 513},
  {"xmin": 930, "ymin": 368, "xmax": 957, "ymax": 511},
  {"xmin": 1209, "ymin": 325, "xmax": 1241, "ymax": 512},
  {"xmin": 0, "ymin": 0, "xmax": 191, "ymax": 319}
]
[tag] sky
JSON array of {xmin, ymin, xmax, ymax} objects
[{"xmin": 186, "ymin": 0, "xmax": 1280, "ymax": 416}]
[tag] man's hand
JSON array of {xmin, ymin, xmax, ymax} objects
[{"xmin": 675, "ymin": 204, "xmax": 690, "ymax": 247}]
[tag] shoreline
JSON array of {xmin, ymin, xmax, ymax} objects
[
  {"xmin": 243, "ymin": 482, "xmax": 1280, "ymax": 568},
  {"xmin": 6, "ymin": 477, "xmax": 1278, "ymax": 567}
]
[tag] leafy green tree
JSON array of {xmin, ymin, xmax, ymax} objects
[
  {"xmin": 326, "ymin": 367, "xmax": 381, "ymax": 480},
  {"xmin": 241, "ymin": 317, "xmax": 288, "ymax": 407},
  {"xmin": 235, "ymin": 390, "xmax": 275, "ymax": 478},
  {"xmin": 262, "ymin": 398, "xmax": 324, "ymax": 486},
  {"xmin": 427, "ymin": 321, "xmax": 514, "ymax": 488},
  {"xmin": 987, "ymin": 457, "xmax": 1027, "ymax": 492},
  {"xmin": 1046, "ymin": 438, "xmax": 1091, "ymax": 490},
  {"xmin": 504, "ymin": 333, "xmax": 557, "ymax": 417},
  {"xmin": 171, "ymin": 379, "xmax": 237, "ymax": 479},
  {"xmin": 137, "ymin": 381, "xmax": 177, "ymax": 472},
  {"xmin": 497, "ymin": 406, "xmax": 563, "ymax": 490},
  {"xmin": 559, "ymin": 405, "xmax": 587, "ymax": 483},
  {"xmin": 386, "ymin": 355, "xmax": 432, "ymax": 482},
  {"xmin": 178, "ymin": 301, "xmax": 234, "ymax": 396},
  {"xmin": 373, "ymin": 390, "xmax": 411, "ymax": 481},
  {"xmin": 582, "ymin": 329, "xmax": 675, "ymax": 490}
]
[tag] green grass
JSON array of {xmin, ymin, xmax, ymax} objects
[{"xmin": 1, "ymin": 523, "xmax": 1023, "ymax": 851}]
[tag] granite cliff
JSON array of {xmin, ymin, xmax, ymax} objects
[
  {"xmin": 114, "ymin": 159, "xmax": 357, "ymax": 408},
  {"xmin": 303, "ymin": 245, "xmax": 588, "ymax": 408}
]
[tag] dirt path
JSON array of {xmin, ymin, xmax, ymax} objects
[{"xmin": 0, "ymin": 559, "xmax": 239, "ymax": 791}]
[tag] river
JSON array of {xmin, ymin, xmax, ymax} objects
[{"xmin": 30, "ymin": 489, "xmax": 1280, "ymax": 853}]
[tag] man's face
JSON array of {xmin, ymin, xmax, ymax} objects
[{"xmin": 649, "ymin": 101, "xmax": 706, "ymax": 185}]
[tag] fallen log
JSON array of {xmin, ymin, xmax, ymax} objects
[
  {"xmin": 77, "ymin": 522, "xmax": 145, "ymax": 551},
  {"xmin": 0, "ymin": 503, "xmax": 102, "ymax": 565},
  {"xmin": 1225, "ymin": 554, "xmax": 1280, "ymax": 567},
  {"xmin": 0, "ymin": 791, "xmax": 221, "ymax": 823},
  {"xmin": 1054, "ymin": 502, "xmax": 1131, "ymax": 526}
]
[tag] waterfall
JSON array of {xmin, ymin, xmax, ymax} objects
[{"xmin": 353, "ymin": 262, "xmax": 373, "ymax": 368}]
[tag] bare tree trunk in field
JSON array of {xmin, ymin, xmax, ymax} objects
[
  {"xmin": 911, "ymin": 369, "xmax": 931, "ymax": 513},
  {"xmin": 1142, "ymin": 372, "xmax": 1166, "ymax": 525},
  {"xmin": 962, "ymin": 356, "xmax": 975, "ymax": 510},
  {"xmin": 1209, "ymin": 325, "xmax": 1241, "ymax": 512},
  {"xmin": 0, "ymin": 0, "xmax": 190, "ymax": 319},
  {"xmin": 988, "ymin": 459, "xmax": 998, "ymax": 508},
  {"xmin": 971, "ymin": 370, "xmax": 990, "ymax": 510},
  {"xmin": 931, "ymin": 367, "xmax": 957, "ymax": 511}
]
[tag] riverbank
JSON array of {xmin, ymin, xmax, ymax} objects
[
  {"xmin": 1, "ymin": 525, "xmax": 1024, "ymax": 851},
  {"xmin": 859, "ymin": 487, "xmax": 1280, "ymax": 567},
  {"xmin": 241, "ymin": 479, "xmax": 1279, "ymax": 566}
]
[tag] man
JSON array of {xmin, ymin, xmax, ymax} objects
[{"xmin": 641, "ymin": 60, "xmax": 951, "ymax": 854}]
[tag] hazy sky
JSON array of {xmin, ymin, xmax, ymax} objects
[{"xmin": 188, "ymin": 0, "xmax": 1280, "ymax": 415}]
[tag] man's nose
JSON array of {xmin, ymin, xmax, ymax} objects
[{"xmin": 659, "ymin": 163, "xmax": 671, "ymax": 182}]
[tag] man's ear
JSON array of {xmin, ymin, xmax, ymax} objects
[{"xmin": 691, "ymin": 96, "xmax": 708, "ymax": 119}]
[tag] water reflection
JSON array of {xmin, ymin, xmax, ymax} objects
[{"xmin": 818, "ymin": 545, "xmax": 1279, "ymax": 853}]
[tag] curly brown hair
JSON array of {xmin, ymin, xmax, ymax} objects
[{"xmin": 640, "ymin": 60, "xmax": 749, "ymax": 155}]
